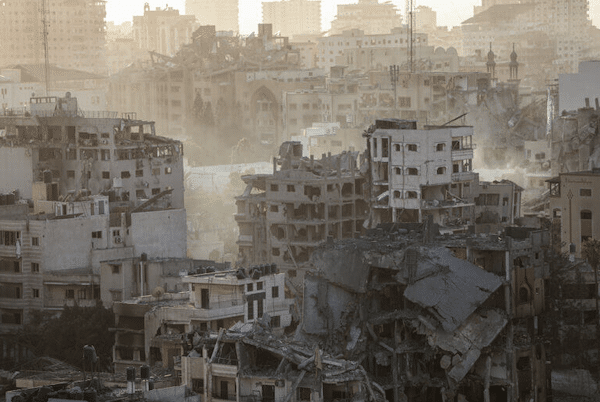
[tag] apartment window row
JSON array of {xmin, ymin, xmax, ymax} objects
[
  {"xmin": 0, "ymin": 231, "xmax": 20, "ymax": 246},
  {"xmin": 393, "ymin": 143, "xmax": 419, "ymax": 152},
  {"xmin": 394, "ymin": 167, "xmax": 420, "ymax": 176},
  {"xmin": 120, "ymin": 167, "xmax": 172, "ymax": 179},
  {"xmin": 393, "ymin": 190, "xmax": 419, "ymax": 199}
]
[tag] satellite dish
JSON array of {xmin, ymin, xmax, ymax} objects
[{"xmin": 152, "ymin": 286, "xmax": 165, "ymax": 298}]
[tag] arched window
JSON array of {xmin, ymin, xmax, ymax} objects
[
  {"xmin": 393, "ymin": 191, "xmax": 402, "ymax": 199},
  {"xmin": 437, "ymin": 167, "xmax": 446, "ymax": 175}
]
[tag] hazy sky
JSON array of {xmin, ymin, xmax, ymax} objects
[{"xmin": 107, "ymin": 0, "xmax": 600, "ymax": 34}]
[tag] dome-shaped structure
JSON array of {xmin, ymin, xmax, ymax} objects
[{"xmin": 486, "ymin": 43, "xmax": 496, "ymax": 79}]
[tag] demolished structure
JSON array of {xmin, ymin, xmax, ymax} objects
[
  {"xmin": 304, "ymin": 225, "xmax": 550, "ymax": 401},
  {"xmin": 235, "ymin": 142, "xmax": 367, "ymax": 284}
]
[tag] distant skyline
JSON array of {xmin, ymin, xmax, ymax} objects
[{"xmin": 107, "ymin": 0, "xmax": 600, "ymax": 34}]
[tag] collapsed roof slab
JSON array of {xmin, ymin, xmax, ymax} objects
[
  {"xmin": 420, "ymin": 308, "xmax": 508, "ymax": 383},
  {"xmin": 404, "ymin": 247, "xmax": 503, "ymax": 332}
]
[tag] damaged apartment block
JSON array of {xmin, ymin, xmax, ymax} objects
[
  {"xmin": 303, "ymin": 225, "xmax": 550, "ymax": 402},
  {"xmin": 235, "ymin": 141, "xmax": 368, "ymax": 285},
  {"xmin": 180, "ymin": 324, "xmax": 386, "ymax": 402},
  {"xmin": 111, "ymin": 265, "xmax": 294, "ymax": 373},
  {"xmin": 0, "ymin": 94, "xmax": 186, "ymax": 335}
]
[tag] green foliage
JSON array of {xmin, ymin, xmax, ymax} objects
[
  {"xmin": 19, "ymin": 304, "xmax": 114, "ymax": 371},
  {"xmin": 582, "ymin": 238, "xmax": 600, "ymax": 268}
]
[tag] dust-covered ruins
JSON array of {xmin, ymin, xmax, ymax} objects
[{"xmin": 2, "ymin": 0, "xmax": 600, "ymax": 401}]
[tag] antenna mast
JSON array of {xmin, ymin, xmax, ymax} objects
[{"xmin": 41, "ymin": 0, "xmax": 50, "ymax": 95}]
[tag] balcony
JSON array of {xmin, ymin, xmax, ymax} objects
[
  {"xmin": 451, "ymin": 171, "xmax": 476, "ymax": 182},
  {"xmin": 451, "ymin": 148, "xmax": 474, "ymax": 161}
]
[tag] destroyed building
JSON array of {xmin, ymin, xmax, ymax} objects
[
  {"xmin": 235, "ymin": 142, "xmax": 367, "ymax": 285},
  {"xmin": 0, "ymin": 94, "xmax": 184, "ymax": 209},
  {"xmin": 179, "ymin": 325, "xmax": 383, "ymax": 402},
  {"xmin": 111, "ymin": 266, "xmax": 294, "ymax": 373},
  {"xmin": 303, "ymin": 225, "xmax": 550, "ymax": 401},
  {"xmin": 0, "ymin": 94, "xmax": 187, "ymax": 366}
]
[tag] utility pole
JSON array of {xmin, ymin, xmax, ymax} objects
[
  {"xmin": 41, "ymin": 0, "xmax": 51, "ymax": 95},
  {"xmin": 390, "ymin": 65, "xmax": 399, "ymax": 115}
]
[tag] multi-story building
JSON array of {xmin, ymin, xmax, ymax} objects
[
  {"xmin": 262, "ymin": 0, "xmax": 321, "ymax": 39},
  {"xmin": 0, "ymin": 66, "xmax": 107, "ymax": 112},
  {"xmin": 186, "ymin": 0, "xmax": 239, "ymax": 33},
  {"xmin": 0, "ymin": 0, "xmax": 106, "ymax": 75},
  {"xmin": 133, "ymin": 4, "xmax": 197, "ymax": 56},
  {"xmin": 235, "ymin": 142, "xmax": 367, "ymax": 283},
  {"xmin": 0, "ymin": 94, "xmax": 187, "ymax": 332},
  {"xmin": 365, "ymin": 119, "xmax": 477, "ymax": 227},
  {"xmin": 0, "ymin": 94, "xmax": 184, "ymax": 208},
  {"xmin": 414, "ymin": 5, "xmax": 437, "ymax": 34},
  {"xmin": 316, "ymin": 28, "xmax": 429, "ymax": 71},
  {"xmin": 548, "ymin": 169, "xmax": 600, "ymax": 258},
  {"xmin": 329, "ymin": 0, "xmax": 402, "ymax": 36},
  {"xmin": 283, "ymin": 69, "xmax": 487, "ymax": 140},
  {"xmin": 558, "ymin": 61, "xmax": 600, "ymax": 113},
  {"xmin": 111, "ymin": 266, "xmax": 293, "ymax": 372}
]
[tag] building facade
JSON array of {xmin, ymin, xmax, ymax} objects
[
  {"xmin": 0, "ymin": 0, "xmax": 106, "ymax": 75},
  {"xmin": 366, "ymin": 120, "xmax": 477, "ymax": 227},
  {"xmin": 262, "ymin": 0, "xmax": 321, "ymax": 39},
  {"xmin": 133, "ymin": 4, "xmax": 197, "ymax": 56},
  {"xmin": 186, "ymin": 0, "xmax": 239, "ymax": 33},
  {"xmin": 329, "ymin": 0, "xmax": 402, "ymax": 36}
]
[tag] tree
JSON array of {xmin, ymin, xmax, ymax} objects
[
  {"xmin": 192, "ymin": 92, "xmax": 204, "ymax": 124},
  {"xmin": 19, "ymin": 303, "xmax": 115, "ymax": 371}
]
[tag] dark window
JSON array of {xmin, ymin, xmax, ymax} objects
[
  {"xmin": 297, "ymin": 387, "xmax": 311, "ymax": 401},
  {"xmin": 436, "ymin": 143, "xmax": 445, "ymax": 151},
  {"xmin": 102, "ymin": 171, "xmax": 110, "ymax": 179},
  {"xmin": 407, "ymin": 168, "xmax": 418, "ymax": 175},
  {"xmin": 257, "ymin": 282, "xmax": 263, "ymax": 290},
  {"xmin": 136, "ymin": 169, "xmax": 144, "ymax": 177},
  {"xmin": 31, "ymin": 262, "xmax": 39, "ymax": 273},
  {"xmin": 257, "ymin": 298, "xmax": 264, "ymax": 318},
  {"xmin": 580, "ymin": 188, "xmax": 592, "ymax": 197},
  {"xmin": 270, "ymin": 205, "xmax": 279, "ymax": 212},
  {"xmin": 67, "ymin": 170, "xmax": 75, "ymax": 179},
  {"xmin": 247, "ymin": 283, "xmax": 253, "ymax": 292},
  {"xmin": 248, "ymin": 300, "xmax": 254, "ymax": 319},
  {"xmin": 92, "ymin": 231, "xmax": 102, "ymax": 239},
  {"xmin": 121, "ymin": 171, "xmax": 131, "ymax": 179},
  {"xmin": 136, "ymin": 190, "xmax": 147, "ymax": 198},
  {"xmin": 200, "ymin": 289, "xmax": 209, "ymax": 309},
  {"xmin": 395, "ymin": 167, "xmax": 402, "ymax": 175},
  {"xmin": 65, "ymin": 289, "xmax": 75, "ymax": 299},
  {"xmin": 111, "ymin": 264, "xmax": 120, "ymax": 274},
  {"xmin": 271, "ymin": 315, "xmax": 280, "ymax": 328},
  {"xmin": 436, "ymin": 167, "xmax": 446, "ymax": 175},
  {"xmin": 152, "ymin": 188, "xmax": 161, "ymax": 195},
  {"xmin": 33, "ymin": 289, "xmax": 39, "ymax": 298},
  {"xmin": 287, "ymin": 184, "xmax": 295, "ymax": 192},
  {"xmin": 270, "ymin": 184, "xmax": 279, "ymax": 191},
  {"xmin": 406, "ymin": 191, "xmax": 418, "ymax": 199},
  {"xmin": 393, "ymin": 191, "xmax": 402, "ymax": 199},
  {"xmin": 407, "ymin": 144, "xmax": 418, "ymax": 152},
  {"xmin": 272, "ymin": 286, "xmax": 279, "ymax": 298},
  {"xmin": 32, "ymin": 237, "xmax": 39, "ymax": 246},
  {"xmin": 581, "ymin": 210, "xmax": 592, "ymax": 220}
]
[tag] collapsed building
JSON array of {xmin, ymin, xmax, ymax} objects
[
  {"xmin": 235, "ymin": 142, "xmax": 368, "ymax": 285},
  {"xmin": 304, "ymin": 225, "xmax": 550, "ymax": 401},
  {"xmin": 236, "ymin": 121, "xmax": 524, "ymax": 282},
  {"xmin": 179, "ymin": 325, "xmax": 383, "ymax": 402}
]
